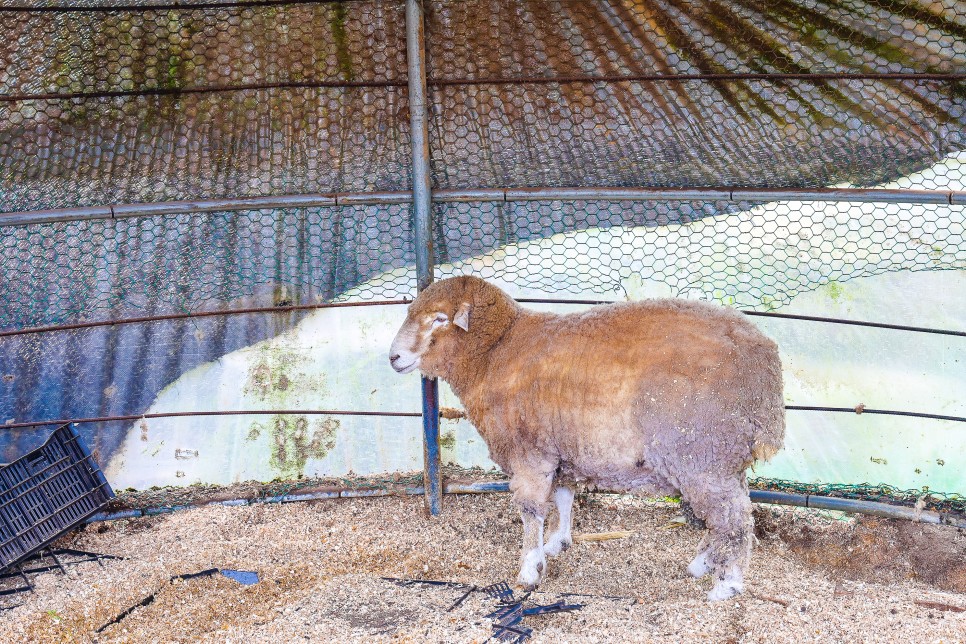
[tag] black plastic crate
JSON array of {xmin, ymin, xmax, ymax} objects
[{"xmin": 0, "ymin": 424, "xmax": 115, "ymax": 573}]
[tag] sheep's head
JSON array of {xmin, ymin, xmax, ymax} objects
[{"xmin": 389, "ymin": 276, "xmax": 518, "ymax": 382}]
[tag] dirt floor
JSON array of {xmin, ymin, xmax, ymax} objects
[{"xmin": 1, "ymin": 488, "xmax": 965, "ymax": 643}]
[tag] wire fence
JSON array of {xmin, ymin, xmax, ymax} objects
[{"xmin": 0, "ymin": 0, "xmax": 964, "ymax": 514}]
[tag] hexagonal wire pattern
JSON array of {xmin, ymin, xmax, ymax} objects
[
  {"xmin": 433, "ymin": 199, "xmax": 966, "ymax": 308},
  {"xmin": 0, "ymin": 1, "xmax": 963, "ymax": 461}
]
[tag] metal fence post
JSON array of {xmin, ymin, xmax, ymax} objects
[{"xmin": 406, "ymin": 0, "xmax": 442, "ymax": 516}]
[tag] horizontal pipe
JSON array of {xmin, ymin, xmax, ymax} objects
[
  {"xmin": 434, "ymin": 188, "xmax": 506, "ymax": 202},
  {"xmin": 0, "ymin": 206, "xmax": 113, "ymax": 226},
  {"xmin": 444, "ymin": 480, "xmax": 513, "ymax": 494},
  {"xmin": 2, "ymin": 187, "xmax": 962, "ymax": 226},
  {"xmin": 3, "ymin": 73, "xmax": 963, "ymax": 103},
  {"xmin": 0, "ymin": 0, "xmax": 354, "ymax": 12},
  {"xmin": 84, "ymin": 481, "xmax": 966, "ymax": 529},
  {"xmin": 0, "ymin": 299, "xmax": 411, "ymax": 338},
  {"xmin": 335, "ymin": 191, "xmax": 414, "ymax": 207},
  {"xmin": 742, "ymin": 311, "xmax": 966, "ymax": 337},
  {"xmin": 751, "ymin": 490, "xmax": 966, "ymax": 528},
  {"xmin": 7, "ymin": 402, "xmax": 963, "ymax": 432},
  {"xmin": 750, "ymin": 490, "xmax": 810, "ymax": 508},
  {"xmin": 112, "ymin": 194, "xmax": 338, "ymax": 218},
  {"xmin": 785, "ymin": 406, "xmax": 966, "ymax": 423},
  {"xmin": 730, "ymin": 188, "xmax": 953, "ymax": 205},
  {"xmin": 0, "ymin": 79, "xmax": 408, "ymax": 103},
  {"xmin": 3, "ymin": 298, "xmax": 961, "ymax": 339},
  {"xmin": 2, "ymin": 408, "xmax": 422, "ymax": 430},
  {"xmin": 432, "ymin": 73, "xmax": 966, "ymax": 87},
  {"xmin": 519, "ymin": 299, "xmax": 966, "ymax": 338},
  {"xmin": 504, "ymin": 187, "xmax": 734, "ymax": 202}
]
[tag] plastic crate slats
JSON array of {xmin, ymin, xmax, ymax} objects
[
  {"xmin": 0, "ymin": 455, "xmax": 76, "ymax": 510},
  {"xmin": 0, "ymin": 425, "xmax": 115, "ymax": 573},
  {"xmin": 0, "ymin": 486, "xmax": 110, "ymax": 550},
  {"xmin": 0, "ymin": 483, "xmax": 110, "ymax": 549}
]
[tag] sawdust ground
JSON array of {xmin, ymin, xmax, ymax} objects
[{"xmin": 1, "ymin": 490, "xmax": 964, "ymax": 643}]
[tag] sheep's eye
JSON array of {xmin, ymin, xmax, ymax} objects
[{"xmin": 430, "ymin": 313, "xmax": 448, "ymax": 329}]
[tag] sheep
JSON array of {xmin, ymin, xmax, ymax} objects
[{"xmin": 389, "ymin": 275, "xmax": 785, "ymax": 601}]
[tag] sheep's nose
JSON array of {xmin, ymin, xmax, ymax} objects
[{"xmin": 389, "ymin": 353, "xmax": 400, "ymax": 364}]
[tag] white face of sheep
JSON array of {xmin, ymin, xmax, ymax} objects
[{"xmin": 389, "ymin": 302, "xmax": 470, "ymax": 375}]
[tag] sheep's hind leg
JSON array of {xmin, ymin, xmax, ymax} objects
[
  {"xmin": 684, "ymin": 476, "xmax": 754, "ymax": 601},
  {"xmin": 544, "ymin": 486, "xmax": 575, "ymax": 557},
  {"xmin": 510, "ymin": 470, "xmax": 554, "ymax": 590},
  {"xmin": 686, "ymin": 533, "xmax": 712, "ymax": 578}
]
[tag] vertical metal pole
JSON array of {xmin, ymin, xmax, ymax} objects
[
  {"xmin": 407, "ymin": 0, "xmax": 433, "ymax": 293},
  {"xmin": 406, "ymin": 0, "xmax": 442, "ymax": 516}
]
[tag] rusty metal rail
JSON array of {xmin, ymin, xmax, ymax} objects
[
  {"xmin": 2, "ymin": 409, "xmax": 422, "ymax": 430},
  {"xmin": 0, "ymin": 300, "xmax": 411, "ymax": 338},
  {"xmin": 3, "ymin": 298, "xmax": 963, "ymax": 339},
  {"xmin": 2, "ymin": 73, "xmax": 963, "ymax": 104},
  {"xmin": 5, "ymin": 404, "xmax": 963, "ymax": 432},
  {"xmin": 0, "ymin": 0, "xmax": 357, "ymax": 11}
]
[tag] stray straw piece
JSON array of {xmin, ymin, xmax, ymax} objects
[{"xmin": 573, "ymin": 530, "xmax": 634, "ymax": 542}]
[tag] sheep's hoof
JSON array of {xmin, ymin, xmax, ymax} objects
[
  {"xmin": 515, "ymin": 554, "xmax": 546, "ymax": 589},
  {"xmin": 687, "ymin": 551, "xmax": 711, "ymax": 578},
  {"xmin": 514, "ymin": 573, "xmax": 542, "ymax": 592},
  {"xmin": 544, "ymin": 536, "xmax": 572, "ymax": 557},
  {"xmin": 707, "ymin": 568, "xmax": 744, "ymax": 601},
  {"xmin": 707, "ymin": 581, "xmax": 743, "ymax": 601}
]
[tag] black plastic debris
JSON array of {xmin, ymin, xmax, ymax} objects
[
  {"xmin": 383, "ymin": 577, "xmax": 583, "ymax": 642},
  {"xmin": 0, "ymin": 424, "xmax": 115, "ymax": 575},
  {"xmin": 446, "ymin": 584, "xmax": 478, "ymax": 612},
  {"xmin": 482, "ymin": 581, "xmax": 515, "ymax": 602},
  {"xmin": 485, "ymin": 590, "xmax": 583, "ymax": 642},
  {"xmin": 0, "ymin": 547, "xmax": 121, "ymax": 610},
  {"xmin": 522, "ymin": 599, "xmax": 583, "ymax": 617},
  {"xmin": 95, "ymin": 567, "xmax": 259, "ymax": 633},
  {"xmin": 487, "ymin": 602, "xmax": 530, "ymax": 642},
  {"xmin": 493, "ymin": 622, "xmax": 532, "ymax": 643}
]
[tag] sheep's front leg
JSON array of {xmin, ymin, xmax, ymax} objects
[
  {"xmin": 510, "ymin": 469, "xmax": 554, "ymax": 589},
  {"xmin": 544, "ymin": 486, "xmax": 574, "ymax": 557},
  {"xmin": 517, "ymin": 508, "xmax": 546, "ymax": 589}
]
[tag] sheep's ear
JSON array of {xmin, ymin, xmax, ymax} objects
[{"xmin": 453, "ymin": 302, "xmax": 471, "ymax": 331}]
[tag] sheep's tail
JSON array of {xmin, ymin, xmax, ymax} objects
[
  {"xmin": 740, "ymin": 332, "xmax": 786, "ymax": 464},
  {"xmin": 751, "ymin": 427, "xmax": 783, "ymax": 463}
]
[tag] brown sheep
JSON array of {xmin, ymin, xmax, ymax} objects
[{"xmin": 389, "ymin": 276, "xmax": 785, "ymax": 600}]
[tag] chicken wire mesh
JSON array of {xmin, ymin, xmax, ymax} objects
[
  {"xmin": 0, "ymin": 0, "xmax": 963, "ymax": 212},
  {"xmin": 0, "ymin": 0, "xmax": 964, "ymax": 495},
  {"xmin": 3, "ymin": 196, "xmax": 963, "ymax": 331},
  {"xmin": 427, "ymin": 78, "xmax": 963, "ymax": 191},
  {"xmin": 429, "ymin": 198, "xmax": 966, "ymax": 308},
  {"xmin": 1, "ymin": 195, "xmax": 963, "ymax": 467},
  {"xmin": 1, "ymin": 0, "xmax": 411, "ymax": 211},
  {"xmin": 1, "ymin": 205, "xmax": 416, "ymax": 329}
]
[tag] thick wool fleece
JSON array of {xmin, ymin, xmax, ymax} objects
[{"xmin": 401, "ymin": 276, "xmax": 785, "ymax": 580}]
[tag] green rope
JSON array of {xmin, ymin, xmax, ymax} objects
[{"xmin": 749, "ymin": 477, "xmax": 966, "ymax": 516}]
